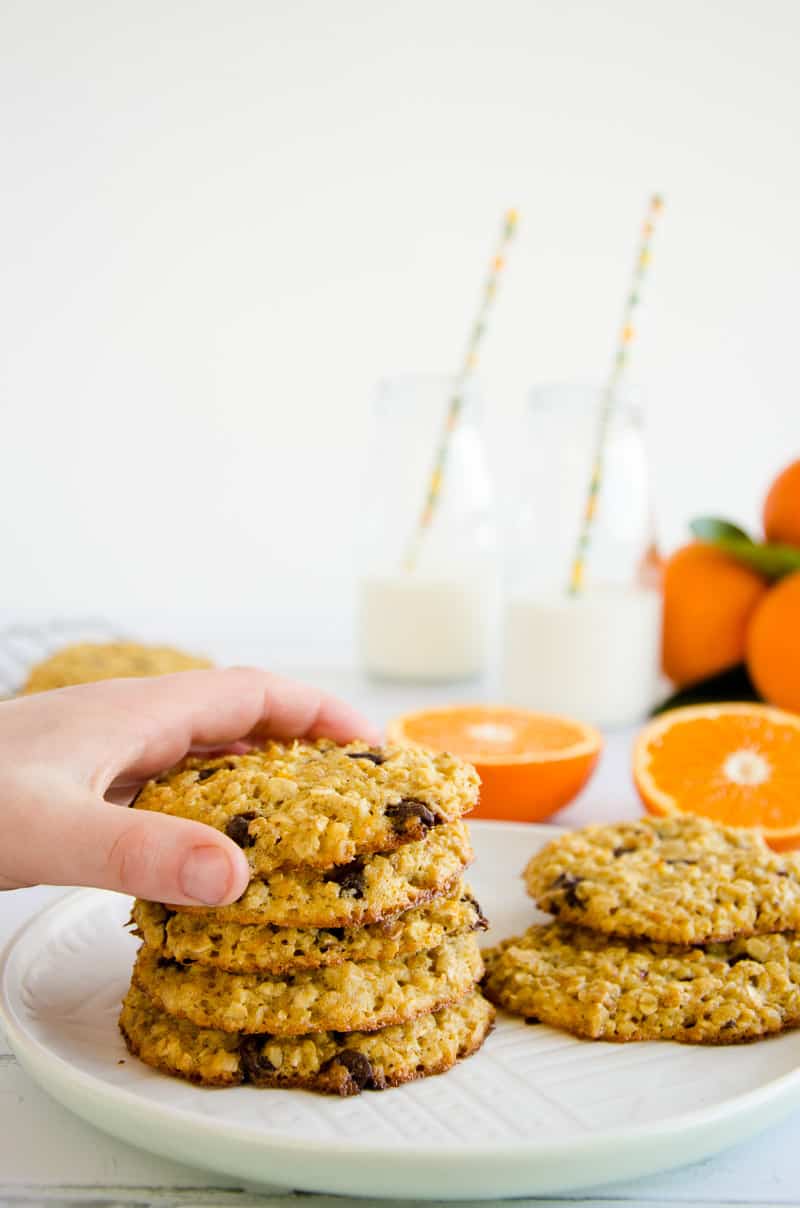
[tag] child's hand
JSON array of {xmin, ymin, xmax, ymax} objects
[{"xmin": 0, "ymin": 668, "xmax": 379, "ymax": 905}]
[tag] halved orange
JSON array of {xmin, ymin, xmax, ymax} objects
[
  {"xmin": 634, "ymin": 703, "xmax": 800, "ymax": 849},
  {"xmin": 386, "ymin": 705, "xmax": 602, "ymax": 822}
]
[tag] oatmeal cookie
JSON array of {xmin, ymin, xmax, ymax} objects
[
  {"xmin": 132, "ymin": 932, "xmax": 483, "ymax": 1035},
  {"xmin": 483, "ymin": 921, "xmax": 800, "ymax": 1043},
  {"xmin": 171, "ymin": 821, "xmax": 473, "ymax": 928},
  {"xmin": 524, "ymin": 814, "xmax": 800, "ymax": 944},
  {"xmin": 21, "ymin": 641, "xmax": 212, "ymax": 693},
  {"xmin": 119, "ymin": 984, "xmax": 494, "ymax": 1092},
  {"xmin": 132, "ymin": 882, "xmax": 487, "ymax": 974},
  {"xmin": 133, "ymin": 740, "xmax": 478, "ymax": 875}
]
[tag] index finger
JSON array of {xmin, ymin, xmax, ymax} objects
[{"xmin": 22, "ymin": 667, "xmax": 380, "ymax": 789}]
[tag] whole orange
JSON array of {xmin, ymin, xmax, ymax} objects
[
  {"xmin": 764, "ymin": 459, "xmax": 800, "ymax": 547},
  {"xmin": 662, "ymin": 542, "xmax": 769, "ymax": 686},
  {"xmin": 747, "ymin": 571, "xmax": 800, "ymax": 711}
]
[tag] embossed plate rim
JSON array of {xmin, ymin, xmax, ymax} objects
[{"xmin": 4, "ymin": 820, "xmax": 800, "ymax": 1200}]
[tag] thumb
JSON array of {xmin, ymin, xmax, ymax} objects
[{"xmin": 8, "ymin": 792, "xmax": 251, "ymax": 905}]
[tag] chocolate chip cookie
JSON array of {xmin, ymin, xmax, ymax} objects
[
  {"xmin": 483, "ymin": 920, "xmax": 800, "ymax": 1043},
  {"xmin": 133, "ymin": 932, "xmax": 483, "ymax": 1035},
  {"xmin": 133, "ymin": 740, "xmax": 479, "ymax": 876},
  {"xmin": 524, "ymin": 814, "xmax": 800, "ymax": 944},
  {"xmin": 120, "ymin": 984, "xmax": 494, "ymax": 1092},
  {"xmin": 132, "ymin": 881, "xmax": 487, "ymax": 974},
  {"xmin": 171, "ymin": 820, "xmax": 473, "ymax": 928}
]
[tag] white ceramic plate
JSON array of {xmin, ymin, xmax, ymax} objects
[{"xmin": 3, "ymin": 820, "xmax": 800, "ymax": 1200}]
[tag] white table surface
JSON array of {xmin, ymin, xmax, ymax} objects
[{"xmin": 1, "ymin": 663, "xmax": 800, "ymax": 1207}]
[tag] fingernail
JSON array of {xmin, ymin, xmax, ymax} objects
[{"xmin": 179, "ymin": 846, "xmax": 231, "ymax": 904}]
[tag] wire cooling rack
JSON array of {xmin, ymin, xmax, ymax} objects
[{"xmin": 0, "ymin": 618, "xmax": 121, "ymax": 697}]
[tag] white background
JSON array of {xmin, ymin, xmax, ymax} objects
[{"xmin": 1, "ymin": 0, "xmax": 798, "ymax": 652}]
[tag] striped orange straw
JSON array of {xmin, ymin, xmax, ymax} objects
[
  {"xmin": 403, "ymin": 208, "xmax": 519, "ymax": 573},
  {"xmin": 567, "ymin": 194, "xmax": 664, "ymax": 595}
]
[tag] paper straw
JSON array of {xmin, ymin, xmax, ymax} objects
[
  {"xmin": 403, "ymin": 209, "xmax": 518, "ymax": 573},
  {"xmin": 567, "ymin": 194, "xmax": 664, "ymax": 595}
]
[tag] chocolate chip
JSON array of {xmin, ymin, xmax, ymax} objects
[
  {"xmin": 196, "ymin": 768, "xmax": 219, "ymax": 782},
  {"xmin": 323, "ymin": 858, "xmax": 365, "ymax": 898},
  {"xmin": 721, "ymin": 1019, "xmax": 737, "ymax": 1030},
  {"xmin": 346, "ymin": 751, "xmax": 387, "ymax": 765},
  {"xmin": 325, "ymin": 1049, "xmax": 375, "ymax": 1092},
  {"xmin": 464, "ymin": 893, "xmax": 489, "ymax": 931},
  {"xmin": 385, "ymin": 798, "xmax": 439, "ymax": 833},
  {"xmin": 240, "ymin": 1036, "xmax": 276, "ymax": 1081},
  {"xmin": 551, "ymin": 872, "xmax": 584, "ymax": 909},
  {"xmin": 225, "ymin": 811, "xmax": 258, "ymax": 847},
  {"xmin": 551, "ymin": 872, "xmax": 576, "ymax": 889}
]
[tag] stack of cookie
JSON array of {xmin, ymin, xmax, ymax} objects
[
  {"xmin": 120, "ymin": 739, "xmax": 494, "ymax": 1094},
  {"xmin": 483, "ymin": 814, "xmax": 800, "ymax": 1044}
]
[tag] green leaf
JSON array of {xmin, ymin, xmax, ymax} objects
[
  {"xmin": 690, "ymin": 516, "xmax": 753, "ymax": 543},
  {"xmin": 690, "ymin": 515, "xmax": 800, "ymax": 580},
  {"xmin": 651, "ymin": 664, "xmax": 761, "ymax": 716},
  {"xmin": 710, "ymin": 537, "xmax": 800, "ymax": 579}
]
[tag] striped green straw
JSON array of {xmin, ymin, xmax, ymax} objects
[
  {"xmin": 567, "ymin": 194, "xmax": 664, "ymax": 595},
  {"xmin": 403, "ymin": 209, "xmax": 519, "ymax": 573}
]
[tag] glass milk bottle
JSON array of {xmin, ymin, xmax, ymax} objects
[
  {"xmin": 357, "ymin": 375, "xmax": 498, "ymax": 682},
  {"xmin": 502, "ymin": 384, "xmax": 662, "ymax": 727}
]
